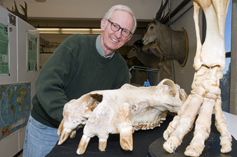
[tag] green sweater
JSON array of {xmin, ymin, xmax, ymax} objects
[{"xmin": 31, "ymin": 34, "xmax": 129, "ymax": 128}]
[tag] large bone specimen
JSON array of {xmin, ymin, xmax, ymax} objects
[
  {"xmin": 163, "ymin": 0, "xmax": 232, "ymax": 156},
  {"xmin": 57, "ymin": 79, "xmax": 187, "ymax": 155},
  {"xmin": 57, "ymin": 94, "xmax": 99, "ymax": 144},
  {"xmin": 142, "ymin": 0, "xmax": 189, "ymax": 67}
]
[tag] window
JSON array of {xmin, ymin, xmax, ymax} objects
[{"xmin": 220, "ymin": 0, "xmax": 232, "ymax": 112}]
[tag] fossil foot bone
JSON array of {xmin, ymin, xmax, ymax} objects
[{"xmin": 163, "ymin": 0, "xmax": 232, "ymax": 156}]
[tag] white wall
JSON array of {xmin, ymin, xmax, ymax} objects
[
  {"xmin": 0, "ymin": 0, "xmax": 162, "ymax": 20},
  {"xmin": 0, "ymin": 7, "xmax": 39, "ymax": 157}
]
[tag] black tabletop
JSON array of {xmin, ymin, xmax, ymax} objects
[
  {"xmin": 47, "ymin": 115, "xmax": 236, "ymax": 157},
  {"xmin": 47, "ymin": 116, "xmax": 173, "ymax": 157}
]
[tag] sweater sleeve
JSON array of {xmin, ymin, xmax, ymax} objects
[{"xmin": 34, "ymin": 40, "xmax": 77, "ymax": 123}]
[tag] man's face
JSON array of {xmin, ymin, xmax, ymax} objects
[{"xmin": 100, "ymin": 10, "xmax": 134, "ymax": 55}]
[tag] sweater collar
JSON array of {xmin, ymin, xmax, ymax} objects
[{"xmin": 96, "ymin": 35, "xmax": 115, "ymax": 59}]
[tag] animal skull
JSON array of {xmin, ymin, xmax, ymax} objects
[{"xmin": 57, "ymin": 79, "xmax": 187, "ymax": 155}]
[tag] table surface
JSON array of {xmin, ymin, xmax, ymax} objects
[
  {"xmin": 47, "ymin": 114, "xmax": 237, "ymax": 157},
  {"xmin": 148, "ymin": 115, "xmax": 237, "ymax": 157},
  {"xmin": 47, "ymin": 115, "xmax": 173, "ymax": 157}
]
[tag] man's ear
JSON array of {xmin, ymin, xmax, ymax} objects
[
  {"xmin": 126, "ymin": 34, "xmax": 133, "ymax": 42},
  {"xmin": 100, "ymin": 18, "xmax": 106, "ymax": 31}
]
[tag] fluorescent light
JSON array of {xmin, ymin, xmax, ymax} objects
[
  {"xmin": 61, "ymin": 28, "xmax": 91, "ymax": 34},
  {"xmin": 37, "ymin": 28, "xmax": 60, "ymax": 34},
  {"xmin": 37, "ymin": 28, "xmax": 103, "ymax": 35},
  {"xmin": 91, "ymin": 29, "xmax": 103, "ymax": 34}
]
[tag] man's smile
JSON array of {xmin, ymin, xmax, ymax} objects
[{"xmin": 110, "ymin": 36, "xmax": 119, "ymax": 42}]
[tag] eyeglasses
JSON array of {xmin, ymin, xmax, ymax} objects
[{"xmin": 107, "ymin": 19, "xmax": 132, "ymax": 37}]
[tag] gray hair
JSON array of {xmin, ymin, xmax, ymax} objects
[{"xmin": 104, "ymin": 4, "xmax": 137, "ymax": 34}]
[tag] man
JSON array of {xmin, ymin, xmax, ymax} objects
[{"xmin": 23, "ymin": 4, "xmax": 137, "ymax": 157}]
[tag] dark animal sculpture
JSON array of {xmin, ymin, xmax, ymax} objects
[
  {"xmin": 127, "ymin": 40, "xmax": 161, "ymax": 69},
  {"xmin": 7, "ymin": 1, "xmax": 27, "ymax": 21},
  {"xmin": 127, "ymin": 40, "xmax": 172, "ymax": 76},
  {"xmin": 142, "ymin": 0, "xmax": 189, "ymax": 67}
]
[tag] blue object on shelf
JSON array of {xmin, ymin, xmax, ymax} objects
[{"xmin": 143, "ymin": 79, "xmax": 151, "ymax": 87}]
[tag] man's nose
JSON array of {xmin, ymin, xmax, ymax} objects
[{"xmin": 114, "ymin": 29, "xmax": 122, "ymax": 38}]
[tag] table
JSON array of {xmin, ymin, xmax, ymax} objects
[
  {"xmin": 148, "ymin": 114, "xmax": 237, "ymax": 157},
  {"xmin": 47, "ymin": 114, "xmax": 237, "ymax": 157},
  {"xmin": 47, "ymin": 116, "xmax": 173, "ymax": 157}
]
